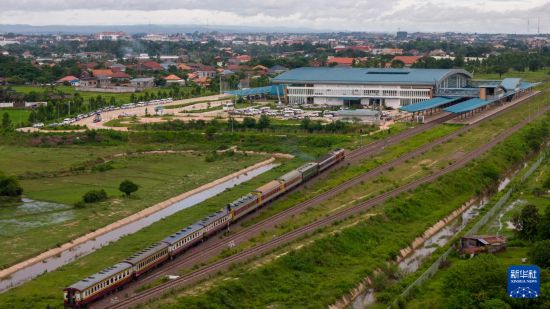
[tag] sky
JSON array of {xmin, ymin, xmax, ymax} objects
[{"xmin": 0, "ymin": 0, "xmax": 549, "ymax": 33}]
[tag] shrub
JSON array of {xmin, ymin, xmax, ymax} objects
[
  {"xmin": 529, "ymin": 240, "xmax": 550, "ymax": 268},
  {"xmin": 0, "ymin": 172, "xmax": 23, "ymax": 197},
  {"xmin": 82, "ymin": 189, "xmax": 108, "ymax": 203},
  {"xmin": 119, "ymin": 180, "xmax": 139, "ymax": 196}
]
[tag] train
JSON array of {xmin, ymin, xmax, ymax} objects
[{"xmin": 63, "ymin": 149, "xmax": 345, "ymax": 308}]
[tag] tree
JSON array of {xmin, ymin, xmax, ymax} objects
[
  {"xmin": 119, "ymin": 180, "xmax": 139, "ymax": 196},
  {"xmin": 493, "ymin": 65, "xmax": 508, "ymax": 78},
  {"xmin": 0, "ymin": 172, "xmax": 23, "ymax": 197},
  {"xmin": 257, "ymin": 115, "xmax": 270, "ymax": 131},
  {"xmin": 82, "ymin": 189, "xmax": 108, "ymax": 203},
  {"xmin": 538, "ymin": 205, "xmax": 550, "ymax": 240},
  {"xmin": 443, "ymin": 254, "xmax": 507, "ymax": 307},
  {"xmin": 529, "ymin": 240, "xmax": 550, "ymax": 268},
  {"xmin": 2, "ymin": 112, "xmax": 12, "ymax": 130},
  {"xmin": 512, "ymin": 204, "xmax": 540, "ymax": 240},
  {"xmin": 242, "ymin": 117, "xmax": 256, "ymax": 129}
]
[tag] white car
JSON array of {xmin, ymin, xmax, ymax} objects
[{"xmin": 32, "ymin": 122, "xmax": 44, "ymax": 128}]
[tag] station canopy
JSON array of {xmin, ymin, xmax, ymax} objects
[
  {"xmin": 225, "ymin": 85, "xmax": 285, "ymax": 97},
  {"xmin": 399, "ymin": 97, "xmax": 461, "ymax": 113},
  {"xmin": 443, "ymin": 98, "xmax": 497, "ymax": 114}
]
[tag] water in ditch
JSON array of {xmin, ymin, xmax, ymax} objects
[{"xmin": 0, "ymin": 163, "xmax": 277, "ymax": 292}]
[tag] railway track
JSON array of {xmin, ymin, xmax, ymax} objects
[{"xmin": 104, "ymin": 103, "xmax": 548, "ymax": 308}]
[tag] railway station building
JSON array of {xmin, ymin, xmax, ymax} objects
[
  {"xmin": 272, "ymin": 67, "xmax": 472, "ymax": 108},
  {"xmin": 271, "ymin": 67, "xmax": 538, "ymax": 119}
]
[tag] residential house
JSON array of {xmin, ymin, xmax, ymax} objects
[
  {"xmin": 111, "ymin": 71, "xmax": 131, "ymax": 84},
  {"xmin": 177, "ymin": 63, "xmax": 192, "ymax": 71},
  {"xmin": 130, "ymin": 77, "xmax": 155, "ymax": 90},
  {"xmin": 196, "ymin": 66, "xmax": 217, "ymax": 79},
  {"xmin": 161, "ymin": 61, "xmax": 178, "ymax": 70},
  {"xmin": 164, "ymin": 74, "xmax": 185, "ymax": 85},
  {"xmin": 140, "ymin": 61, "xmax": 164, "ymax": 71},
  {"xmin": 92, "ymin": 69, "xmax": 114, "ymax": 77},
  {"xmin": 56, "ymin": 75, "xmax": 80, "ymax": 86},
  {"xmin": 327, "ymin": 57, "xmax": 355, "ymax": 67},
  {"xmin": 109, "ymin": 63, "xmax": 126, "ymax": 72},
  {"xmin": 268, "ymin": 65, "xmax": 289, "ymax": 75},
  {"xmin": 391, "ymin": 56, "xmax": 423, "ymax": 67}
]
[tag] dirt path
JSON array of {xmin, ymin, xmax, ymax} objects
[{"xmin": 0, "ymin": 157, "xmax": 276, "ymax": 282}]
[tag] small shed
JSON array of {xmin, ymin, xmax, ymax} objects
[{"xmin": 460, "ymin": 235, "xmax": 507, "ymax": 256}]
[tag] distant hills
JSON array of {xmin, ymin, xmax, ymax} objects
[{"xmin": 0, "ymin": 24, "xmax": 330, "ymax": 35}]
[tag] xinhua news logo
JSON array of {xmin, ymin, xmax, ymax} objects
[{"xmin": 507, "ymin": 265, "xmax": 540, "ymax": 299}]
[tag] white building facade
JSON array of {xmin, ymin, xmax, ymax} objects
[{"xmin": 273, "ymin": 68, "xmax": 472, "ymax": 109}]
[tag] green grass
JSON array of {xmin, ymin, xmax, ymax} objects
[
  {"xmin": 0, "ymin": 158, "xmax": 303, "ymax": 309},
  {"xmin": 143, "ymin": 110, "xmax": 549, "ymax": 309},
  {"xmin": 9, "ymin": 85, "xmax": 214, "ymax": 106},
  {"xmin": 0, "ymin": 88, "xmax": 546, "ymax": 307},
  {"xmin": 473, "ymin": 68, "xmax": 550, "ymax": 82},
  {"xmin": 0, "ymin": 109, "xmax": 32, "ymax": 126},
  {"xmin": 0, "ymin": 151, "xmax": 267, "ymax": 269},
  {"xmin": 0, "ymin": 145, "xmax": 127, "ymax": 176}
]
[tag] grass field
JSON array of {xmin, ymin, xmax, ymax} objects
[
  {"xmin": 0, "ymin": 150, "xmax": 268, "ymax": 269},
  {"xmin": 474, "ymin": 68, "xmax": 550, "ymax": 82},
  {"xmin": 9, "ymin": 85, "xmax": 214, "ymax": 106},
  {"xmin": 1, "ymin": 90, "xmax": 547, "ymax": 308},
  {"xmin": 0, "ymin": 109, "xmax": 32, "ymax": 126},
  {"xmin": 142, "ymin": 105, "xmax": 549, "ymax": 309},
  {"xmin": 0, "ymin": 158, "xmax": 303, "ymax": 308}
]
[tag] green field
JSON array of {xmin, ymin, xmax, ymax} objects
[
  {"xmin": 0, "ymin": 88, "xmax": 547, "ymax": 308},
  {"xmin": 0, "ymin": 149, "xmax": 267, "ymax": 269},
  {"xmin": 473, "ymin": 68, "xmax": 550, "ymax": 82},
  {"xmin": 142, "ymin": 105, "xmax": 549, "ymax": 309},
  {"xmin": 9, "ymin": 85, "xmax": 214, "ymax": 106},
  {"xmin": 0, "ymin": 109, "xmax": 32, "ymax": 126},
  {"xmin": 0, "ymin": 158, "xmax": 303, "ymax": 309},
  {"xmin": 405, "ymin": 156, "xmax": 550, "ymax": 309}
]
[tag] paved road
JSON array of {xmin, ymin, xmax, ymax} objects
[{"xmin": 18, "ymin": 94, "xmax": 232, "ymax": 132}]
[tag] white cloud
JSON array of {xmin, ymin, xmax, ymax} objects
[{"xmin": 0, "ymin": 0, "xmax": 548, "ymax": 33}]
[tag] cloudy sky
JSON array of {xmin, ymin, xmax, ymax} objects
[{"xmin": 1, "ymin": 0, "xmax": 549, "ymax": 33}]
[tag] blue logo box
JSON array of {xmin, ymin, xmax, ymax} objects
[{"xmin": 507, "ymin": 265, "xmax": 540, "ymax": 298}]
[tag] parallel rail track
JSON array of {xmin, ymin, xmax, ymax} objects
[
  {"xmin": 96, "ymin": 94, "xmax": 544, "ymax": 308},
  {"xmin": 105, "ymin": 103, "xmax": 549, "ymax": 309}
]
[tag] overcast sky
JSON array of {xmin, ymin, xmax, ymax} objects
[{"xmin": 1, "ymin": 0, "xmax": 548, "ymax": 33}]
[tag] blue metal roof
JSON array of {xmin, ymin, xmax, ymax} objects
[
  {"xmin": 225, "ymin": 85, "xmax": 285, "ymax": 97},
  {"xmin": 272, "ymin": 67, "xmax": 473, "ymax": 85},
  {"xmin": 500, "ymin": 78, "xmax": 522, "ymax": 91},
  {"xmin": 444, "ymin": 98, "xmax": 497, "ymax": 114},
  {"xmin": 520, "ymin": 82, "xmax": 538, "ymax": 90},
  {"xmin": 399, "ymin": 97, "xmax": 461, "ymax": 113}
]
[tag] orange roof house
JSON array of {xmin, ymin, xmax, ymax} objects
[
  {"xmin": 327, "ymin": 57, "xmax": 355, "ymax": 67},
  {"xmin": 392, "ymin": 56, "xmax": 423, "ymax": 67},
  {"xmin": 56, "ymin": 75, "xmax": 79, "ymax": 83},
  {"xmin": 164, "ymin": 74, "xmax": 185, "ymax": 85},
  {"xmin": 92, "ymin": 69, "xmax": 114, "ymax": 77},
  {"xmin": 164, "ymin": 74, "xmax": 182, "ymax": 81},
  {"xmin": 177, "ymin": 63, "xmax": 192, "ymax": 71}
]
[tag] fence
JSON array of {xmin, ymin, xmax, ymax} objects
[{"xmin": 393, "ymin": 150, "xmax": 547, "ymax": 306}]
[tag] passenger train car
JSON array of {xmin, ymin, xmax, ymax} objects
[{"xmin": 64, "ymin": 149, "xmax": 345, "ymax": 308}]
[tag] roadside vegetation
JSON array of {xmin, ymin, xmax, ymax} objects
[
  {"xmin": 144, "ymin": 109, "xmax": 549, "ymax": 309},
  {"xmin": 404, "ymin": 156, "xmax": 550, "ymax": 309}
]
